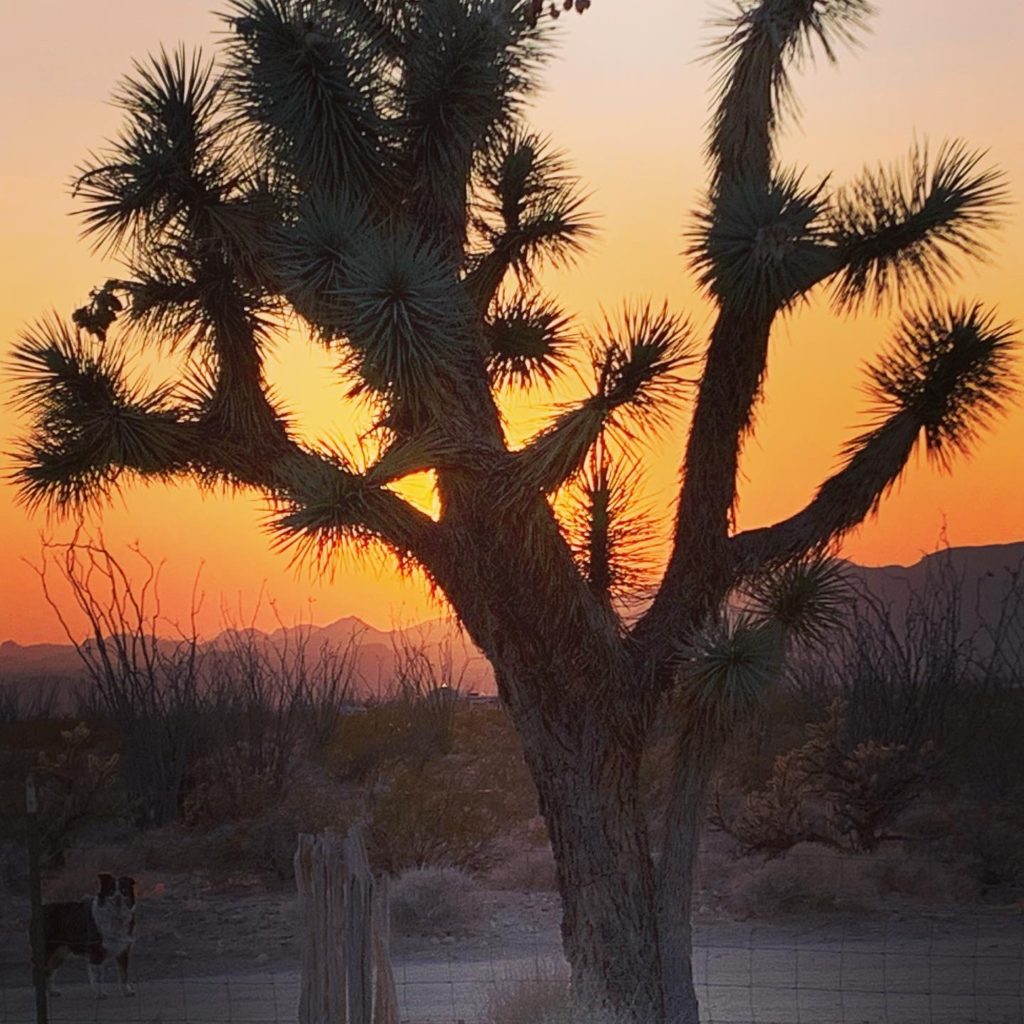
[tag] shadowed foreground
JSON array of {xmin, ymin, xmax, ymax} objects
[{"xmin": 3, "ymin": 912, "xmax": 1022, "ymax": 1024}]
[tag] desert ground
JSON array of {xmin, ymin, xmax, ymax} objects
[{"xmin": 1, "ymin": 869, "xmax": 1022, "ymax": 1024}]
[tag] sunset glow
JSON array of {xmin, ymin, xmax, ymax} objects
[{"xmin": 2, "ymin": 0, "xmax": 1022, "ymax": 644}]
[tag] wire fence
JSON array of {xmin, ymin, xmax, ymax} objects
[{"xmin": 2, "ymin": 911, "xmax": 1023, "ymax": 1024}]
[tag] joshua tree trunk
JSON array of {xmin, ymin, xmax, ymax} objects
[
  {"xmin": 656, "ymin": 738, "xmax": 722, "ymax": 1024},
  {"xmin": 518, "ymin": 701, "xmax": 664, "ymax": 1021},
  {"xmin": 487, "ymin": 622, "xmax": 713, "ymax": 1024}
]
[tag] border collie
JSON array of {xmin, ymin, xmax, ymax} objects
[{"xmin": 42, "ymin": 873, "xmax": 136, "ymax": 998}]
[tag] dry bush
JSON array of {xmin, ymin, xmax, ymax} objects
[
  {"xmin": 180, "ymin": 742, "xmax": 280, "ymax": 828},
  {"xmin": 867, "ymin": 853, "xmax": 964, "ymax": 902},
  {"xmin": 370, "ymin": 761, "xmax": 516, "ymax": 872},
  {"xmin": 724, "ymin": 846, "xmax": 877, "ymax": 918},
  {"xmin": 483, "ymin": 964, "xmax": 571, "ymax": 1024},
  {"xmin": 156, "ymin": 762, "xmax": 357, "ymax": 880},
  {"xmin": 954, "ymin": 801, "xmax": 1024, "ymax": 890},
  {"xmin": 33, "ymin": 722, "xmax": 126, "ymax": 867},
  {"xmin": 721, "ymin": 842, "xmax": 970, "ymax": 918},
  {"xmin": 482, "ymin": 963, "xmax": 629, "ymax": 1024},
  {"xmin": 333, "ymin": 704, "xmax": 536, "ymax": 872},
  {"xmin": 389, "ymin": 866, "xmax": 483, "ymax": 936},
  {"xmin": 712, "ymin": 700, "xmax": 935, "ymax": 855},
  {"xmin": 486, "ymin": 841, "xmax": 558, "ymax": 892}
]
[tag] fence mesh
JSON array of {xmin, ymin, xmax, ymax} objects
[{"xmin": 2, "ymin": 908, "xmax": 1022, "ymax": 1024}]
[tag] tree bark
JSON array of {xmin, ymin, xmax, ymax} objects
[
  {"xmin": 521, "ymin": 713, "xmax": 665, "ymax": 1024},
  {"xmin": 656, "ymin": 731, "xmax": 721, "ymax": 1024}
]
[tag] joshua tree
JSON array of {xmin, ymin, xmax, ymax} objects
[{"xmin": 9, "ymin": 1, "xmax": 1017, "ymax": 1020}]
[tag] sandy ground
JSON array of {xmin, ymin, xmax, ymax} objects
[{"xmin": 1, "ymin": 876, "xmax": 1022, "ymax": 1023}]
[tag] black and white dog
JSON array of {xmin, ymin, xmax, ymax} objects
[{"xmin": 42, "ymin": 873, "xmax": 136, "ymax": 998}]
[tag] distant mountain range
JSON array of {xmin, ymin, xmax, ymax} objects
[
  {"xmin": 3, "ymin": 543, "xmax": 1022, "ymax": 705},
  {"xmin": 0, "ymin": 614, "xmax": 494, "ymax": 707}
]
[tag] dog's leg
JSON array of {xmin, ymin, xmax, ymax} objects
[
  {"xmin": 87, "ymin": 960, "xmax": 106, "ymax": 999},
  {"xmin": 116, "ymin": 949, "xmax": 135, "ymax": 996}
]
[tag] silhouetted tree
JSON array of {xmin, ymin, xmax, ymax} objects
[{"xmin": 10, "ymin": 2, "xmax": 1017, "ymax": 1020}]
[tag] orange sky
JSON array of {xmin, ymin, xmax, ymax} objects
[{"xmin": 2, "ymin": 1, "xmax": 1022, "ymax": 645}]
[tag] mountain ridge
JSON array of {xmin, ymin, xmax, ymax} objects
[{"xmin": 3, "ymin": 543, "xmax": 1021, "ymax": 698}]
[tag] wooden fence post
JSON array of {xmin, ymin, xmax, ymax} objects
[
  {"xmin": 372, "ymin": 873, "xmax": 399, "ymax": 1024},
  {"xmin": 26, "ymin": 774, "xmax": 48, "ymax": 1024},
  {"xmin": 296, "ymin": 832, "xmax": 346, "ymax": 1024},
  {"xmin": 295, "ymin": 827, "xmax": 399, "ymax": 1024},
  {"xmin": 343, "ymin": 828, "xmax": 373, "ymax": 1024}
]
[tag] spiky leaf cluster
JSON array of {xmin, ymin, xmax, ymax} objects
[
  {"xmin": 743, "ymin": 551, "xmax": 852, "ymax": 647},
  {"xmin": 831, "ymin": 142, "xmax": 1008, "ymax": 310},
  {"xmin": 74, "ymin": 50, "xmax": 231, "ymax": 251},
  {"xmin": 486, "ymin": 293, "xmax": 573, "ymax": 388},
  {"xmin": 224, "ymin": 0, "xmax": 392, "ymax": 198},
  {"xmin": 862, "ymin": 302, "xmax": 1019, "ymax": 467},
  {"xmin": 690, "ymin": 171, "xmax": 831, "ymax": 313},
  {"xmin": 676, "ymin": 615, "xmax": 783, "ymax": 734},
  {"xmin": 513, "ymin": 302, "xmax": 694, "ymax": 493},
  {"xmin": 473, "ymin": 130, "xmax": 594, "ymax": 281},
  {"xmin": 564, "ymin": 447, "xmax": 656, "ymax": 603},
  {"xmin": 592, "ymin": 303, "xmax": 696, "ymax": 430},
  {"xmin": 9, "ymin": 321, "xmax": 185, "ymax": 509}
]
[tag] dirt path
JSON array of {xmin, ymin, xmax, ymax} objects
[{"xmin": 2, "ymin": 879, "xmax": 1021, "ymax": 1023}]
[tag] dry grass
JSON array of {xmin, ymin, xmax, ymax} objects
[{"xmin": 481, "ymin": 962, "xmax": 629, "ymax": 1024}]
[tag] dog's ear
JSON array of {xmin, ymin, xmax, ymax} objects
[
  {"xmin": 119, "ymin": 876, "xmax": 136, "ymax": 899},
  {"xmin": 97, "ymin": 872, "xmax": 115, "ymax": 895}
]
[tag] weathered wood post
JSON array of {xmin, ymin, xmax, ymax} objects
[
  {"xmin": 295, "ymin": 827, "xmax": 398, "ymax": 1024},
  {"xmin": 26, "ymin": 774, "xmax": 48, "ymax": 1024},
  {"xmin": 296, "ymin": 831, "xmax": 346, "ymax": 1024},
  {"xmin": 372, "ymin": 873, "xmax": 399, "ymax": 1024}
]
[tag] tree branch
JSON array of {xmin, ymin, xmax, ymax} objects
[
  {"xmin": 709, "ymin": 0, "xmax": 873, "ymax": 189},
  {"xmin": 8, "ymin": 323, "xmax": 438, "ymax": 567},
  {"xmin": 729, "ymin": 412, "xmax": 920, "ymax": 572},
  {"xmin": 511, "ymin": 303, "xmax": 694, "ymax": 494}
]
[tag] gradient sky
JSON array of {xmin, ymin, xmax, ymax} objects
[{"xmin": 2, "ymin": 1, "xmax": 1022, "ymax": 645}]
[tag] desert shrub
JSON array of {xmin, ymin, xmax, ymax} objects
[
  {"xmin": 483, "ymin": 964, "xmax": 629, "ymax": 1024},
  {"xmin": 180, "ymin": 741, "xmax": 280, "ymax": 828},
  {"xmin": 328, "ymin": 700, "xmax": 453, "ymax": 785},
  {"xmin": 39, "ymin": 537, "xmax": 359, "ymax": 828},
  {"xmin": 370, "ymin": 762, "xmax": 511, "ymax": 872},
  {"xmin": 33, "ymin": 722, "xmax": 126, "ymax": 867},
  {"xmin": 867, "ymin": 852, "xmax": 962, "ymax": 901},
  {"xmin": 389, "ymin": 866, "xmax": 483, "ymax": 936},
  {"xmin": 486, "ymin": 842, "xmax": 559, "ymax": 892},
  {"xmin": 725, "ymin": 846, "xmax": 876, "ymax": 918},
  {"xmin": 712, "ymin": 700, "xmax": 936, "ymax": 855},
  {"xmin": 336, "ymin": 705, "xmax": 536, "ymax": 872},
  {"xmin": 954, "ymin": 801, "xmax": 1024, "ymax": 890}
]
